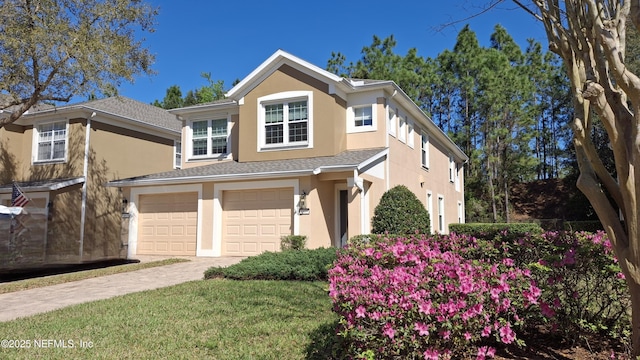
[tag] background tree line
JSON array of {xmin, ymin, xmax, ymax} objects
[{"xmin": 153, "ymin": 24, "xmax": 634, "ymax": 224}]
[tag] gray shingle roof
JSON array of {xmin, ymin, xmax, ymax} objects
[
  {"xmin": 72, "ymin": 96, "xmax": 181, "ymax": 132},
  {"xmin": 109, "ymin": 148, "xmax": 387, "ymax": 186}
]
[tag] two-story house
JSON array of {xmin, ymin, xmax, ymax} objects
[
  {"xmin": 109, "ymin": 50, "xmax": 468, "ymax": 259},
  {"xmin": 0, "ymin": 97, "xmax": 181, "ymax": 268}
]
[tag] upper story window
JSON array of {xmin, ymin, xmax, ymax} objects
[
  {"xmin": 174, "ymin": 140, "xmax": 182, "ymax": 169},
  {"xmin": 421, "ymin": 131, "xmax": 429, "ymax": 169},
  {"xmin": 34, "ymin": 121, "xmax": 67, "ymax": 163},
  {"xmin": 348, "ymin": 104, "xmax": 376, "ymax": 133},
  {"xmin": 354, "ymin": 106, "xmax": 372, "ymax": 127},
  {"xmin": 407, "ymin": 119, "xmax": 415, "ymax": 148},
  {"xmin": 388, "ymin": 107, "xmax": 396, "ymax": 137},
  {"xmin": 398, "ymin": 115, "xmax": 406, "ymax": 143},
  {"xmin": 188, "ymin": 118, "xmax": 229, "ymax": 159},
  {"xmin": 449, "ymin": 155, "xmax": 455, "ymax": 183},
  {"xmin": 258, "ymin": 91, "xmax": 313, "ymax": 150}
]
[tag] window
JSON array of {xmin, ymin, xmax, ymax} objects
[
  {"xmin": 455, "ymin": 163, "xmax": 461, "ymax": 192},
  {"xmin": 407, "ymin": 120, "xmax": 414, "ymax": 147},
  {"xmin": 354, "ymin": 106, "xmax": 373, "ymax": 127},
  {"xmin": 190, "ymin": 119, "xmax": 228, "ymax": 158},
  {"xmin": 449, "ymin": 155, "xmax": 455, "ymax": 183},
  {"xmin": 35, "ymin": 121, "xmax": 67, "ymax": 162},
  {"xmin": 388, "ymin": 107, "xmax": 396, "ymax": 136},
  {"xmin": 421, "ymin": 131, "xmax": 430, "ymax": 169},
  {"xmin": 458, "ymin": 201, "xmax": 464, "ymax": 223},
  {"xmin": 174, "ymin": 141, "xmax": 182, "ymax": 169},
  {"xmin": 398, "ymin": 115, "xmax": 406, "ymax": 142},
  {"xmin": 438, "ymin": 195, "xmax": 445, "ymax": 233},
  {"xmin": 427, "ymin": 191, "xmax": 434, "ymax": 234},
  {"xmin": 259, "ymin": 91, "xmax": 313, "ymax": 150}
]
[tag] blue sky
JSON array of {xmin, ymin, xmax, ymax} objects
[{"xmin": 117, "ymin": 0, "xmax": 547, "ymax": 105}]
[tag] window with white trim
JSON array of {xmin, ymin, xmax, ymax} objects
[
  {"xmin": 407, "ymin": 119, "xmax": 415, "ymax": 147},
  {"xmin": 427, "ymin": 191, "xmax": 434, "ymax": 234},
  {"xmin": 438, "ymin": 195, "xmax": 445, "ymax": 233},
  {"xmin": 35, "ymin": 121, "xmax": 67, "ymax": 163},
  {"xmin": 458, "ymin": 201, "xmax": 464, "ymax": 223},
  {"xmin": 388, "ymin": 107, "xmax": 396, "ymax": 136},
  {"xmin": 398, "ymin": 115, "xmax": 406, "ymax": 142},
  {"xmin": 174, "ymin": 141, "xmax": 182, "ymax": 169},
  {"xmin": 258, "ymin": 91, "xmax": 313, "ymax": 150},
  {"xmin": 449, "ymin": 155, "xmax": 455, "ymax": 183},
  {"xmin": 421, "ymin": 131, "xmax": 429, "ymax": 169},
  {"xmin": 189, "ymin": 119, "xmax": 229, "ymax": 158},
  {"xmin": 354, "ymin": 105, "xmax": 373, "ymax": 127}
]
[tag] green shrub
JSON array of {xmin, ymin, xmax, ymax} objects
[
  {"xmin": 204, "ymin": 248, "xmax": 338, "ymax": 281},
  {"xmin": 280, "ymin": 235, "xmax": 307, "ymax": 251},
  {"xmin": 449, "ymin": 222, "xmax": 543, "ymax": 243},
  {"xmin": 564, "ymin": 220, "xmax": 604, "ymax": 232},
  {"xmin": 371, "ymin": 185, "xmax": 430, "ymax": 235}
]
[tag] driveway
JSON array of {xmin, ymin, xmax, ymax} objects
[{"xmin": 0, "ymin": 256, "xmax": 245, "ymax": 322}]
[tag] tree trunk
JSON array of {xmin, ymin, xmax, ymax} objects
[{"xmin": 630, "ymin": 279, "xmax": 640, "ymax": 356}]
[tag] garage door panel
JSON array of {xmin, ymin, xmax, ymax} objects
[
  {"xmin": 138, "ymin": 193, "xmax": 198, "ymax": 256},
  {"xmin": 222, "ymin": 188, "xmax": 293, "ymax": 256}
]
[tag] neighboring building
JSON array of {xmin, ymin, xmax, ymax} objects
[
  {"xmin": 0, "ymin": 97, "xmax": 181, "ymax": 267},
  {"xmin": 109, "ymin": 50, "xmax": 468, "ymax": 258}
]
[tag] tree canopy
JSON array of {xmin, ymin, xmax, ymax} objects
[
  {"xmin": 328, "ymin": 29, "xmax": 574, "ymax": 223},
  {"xmin": 0, "ymin": 0, "xmax": 157, "ymax": 128},
  {"xmin": 152, "ymin": 72, "xmax": 226, "ymax": 109}
]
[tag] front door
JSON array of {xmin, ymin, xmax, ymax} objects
[{"xmin": 339, "ymin": 190, "xmax": 348, "ymax": 247}]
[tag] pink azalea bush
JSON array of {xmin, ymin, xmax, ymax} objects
[
  {"xmin": 520, "ymin": 231, "xmax": 629, "ymax": 341},
  {"xmin": 328, "ymin": 234, "xmax": 540, "ymax": 359}
]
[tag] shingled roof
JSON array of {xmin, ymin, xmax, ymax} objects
[
  {"xmin": 108, "ymin": 148, "xmax": 388, "ymax": 187},
  {"xmin": 67, "ymin": 96, "xmax": 181, "ymax": 132},
  {"xmin": 13, "ymin": 96, "xmax": 181, "ymax": 133}
]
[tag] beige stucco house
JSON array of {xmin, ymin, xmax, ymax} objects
[
  {"xmin": 0, "ymin": 97, "xmax": 181, "ymax": 266},
  {"xmin": 110, "ymin": 50, "xmax": 468, "ymax": 258}
]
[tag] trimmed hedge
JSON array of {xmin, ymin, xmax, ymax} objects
[
  {"xmin": 449, "ymin": 223, "xmax": 543, "ymax": 243},
  {"xmin": 204, "ymin": 248, "xmax": 338, "ymax": 281},
  {"xmin": 564, "ymin": 220, "xmax": 604, "ymax": 232}
]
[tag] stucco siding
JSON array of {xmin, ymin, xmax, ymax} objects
[{"xmin": 238, "ymin": 64, "xmax": 347, "ymax": 162}]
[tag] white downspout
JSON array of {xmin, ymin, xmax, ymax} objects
[{"xmin": 79, "ymin": 111, "xmax": 96, "ymax": 260}]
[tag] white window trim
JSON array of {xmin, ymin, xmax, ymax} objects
[
  {"xmin": 347, "ymin": 104, "xmax": 377, "ymax": 133},
  {"xmin": 458, "ymin": 201, "xmax": 464, "ymax": 223},
  {"xmin": 387, "ymin": 106, "xmax": 396, "ymax": 137},
  {"xmin": 455, "ymin": 163, "xmax": 461, "ymax": 192},
  {"xmin": 421, "ymin": 131, "xmax": 430, "ymax": 169},
  {"xmin": 257, "ymin": 91, "xmax": 314, "ymax": 151},
  {"xmin": 174, "ymin": 140, "xmax": 182, "ymax": 169},
  {"xmin": 449, "ymin": 155, "xmax": 455, "ymax": 183},
  {"xmin": 407, "ymin": 119, "xmax": 415, "ymax": 148},
  {"xmin": 398, "ymin": 114, "xmax": 406, "ymax": 143},
  {"xmin": 427, "ymin": 191, "xmax": 434, "ymax": 234},
  {"xmin": 186, "ymin": 117, "xmax": 232, "ymax": 161},
  {"xmin": 438, "ymin": 195, "xmax": 445, "ymax": 233},
  {"xmin": 32, "ymin": 120, "xmax": 69, "ymax": 164}
]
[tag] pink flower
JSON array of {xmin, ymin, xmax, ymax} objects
[
  {"xmin": 541, "ymin": 302, "xmax": 555, "ymax": 318},
  {"xmin": 383, "ymin": 323, "xmax": 395, "ymax": 339},
  {"xmin": 418, "ymin": 300, "xmax": 433, "ymax": 315},
  {"xmin": 499, "ymin": 323, "xmax": 516, "ymax": 344},
  {"xmin": 464, "ymin": 332, "xmax": 472, "ymax": 341},
  {"xmin": 355, "ymin": 305, "xmax": 366, "ymax": 318},
  {"xmin": 423, "ymin": 349, "xmax": 439, "ymax": 360},
  {"xmin": 414, "ymin": 322, "xmax": 430, "ymax": 336}
]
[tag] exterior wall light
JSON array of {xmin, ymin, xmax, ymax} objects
[{"xmin": 299, "ymin": 191, "xmax": 310, "ymax": 215}]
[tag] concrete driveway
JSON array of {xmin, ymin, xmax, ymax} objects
[{"xmin": 0, "ymin": 256, "xmax": 245, "ymax": 322}]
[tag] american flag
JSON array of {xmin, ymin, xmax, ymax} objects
[{"xmin": 11, "ymin": 183, "xmax": 29, "ymax": 207}]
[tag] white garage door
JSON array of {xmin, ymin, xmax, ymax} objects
[
  {"xmin": 222, "ymin": 188, "xmax": 293, "ymax": 256},
  {"xmin": 138, "ymin": 193, "xmax": 197, "ymax": 256}
]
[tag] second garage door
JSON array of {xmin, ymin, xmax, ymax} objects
[
  {"xmin": 222, "ymin": 188, "xmax": 293, "ymax": 256},
  {"xmin": 137, "ymin": 193, "xmax": 198, "ymax": 256}
]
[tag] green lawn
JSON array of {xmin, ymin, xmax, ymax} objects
[{"xmin": 0, "ymin": 280, "xmax": 337, "ymax": 359}]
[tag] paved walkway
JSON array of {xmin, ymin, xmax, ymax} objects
[{"xmin": 0, "ymin": 256, "xmax": 245, "ymax": 322}]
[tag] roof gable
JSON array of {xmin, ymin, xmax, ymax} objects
[{"xmin": 225, "ymin": 50, "xmax": 344, "ymax": 101}]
